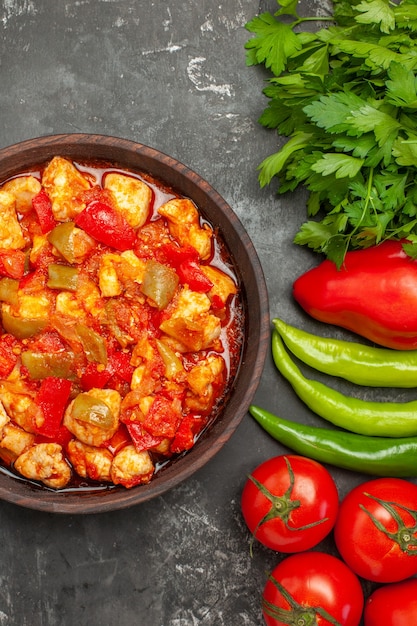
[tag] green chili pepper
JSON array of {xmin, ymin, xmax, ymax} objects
[
  {"xmin": 249, "ymin": 404, "xmax": 417, "ymax": 477},
  {"xmin": 47, "ymin": 264, "xmax": 78, "ymax": 291},
  {"xmin": 272, "ymin": 329, "xmax": 417, "ymax": 438},
  {"xmin": 273, "ymin": 318, "xmax": 417, "ymax": 388}
]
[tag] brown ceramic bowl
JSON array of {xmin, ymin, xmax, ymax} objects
[{"xmin": 0, "ymin": 134, "xmax": 269, "ymax": 514}]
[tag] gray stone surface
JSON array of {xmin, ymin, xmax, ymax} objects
[{"xmin": 0, "ymin": 1, "xmax": 393, "ymax": 624}]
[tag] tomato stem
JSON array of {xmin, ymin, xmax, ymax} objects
[
  {"xmin": 247, "ymin": 456, "xmax": 329, "ymax": 555},
  {"xmin": 264, "ymin": 574, "xmax": 343, "ymax": 626},
  {"xmin": 361, "ymin": 493, "xmax": 417, "ymax": 556}
]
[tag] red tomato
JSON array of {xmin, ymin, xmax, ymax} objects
[
  {"xmin": 364, "ymin": 578, "xmax": 417, "ymax": 626},
  {"xmin": 241, "ymin": 455, "xmax": 339, "ymax": 552},
  {"xmin": 334, "ymin": 478, "xmax": 417, "ymax": 583},
  {"xmin": 262, "ymin": 551, "xmax": 363, "ymax": 626}
]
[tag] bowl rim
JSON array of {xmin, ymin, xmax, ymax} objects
[{"xmin": 0, "ymin": 133, "xmax": 269, "ymax": 514}]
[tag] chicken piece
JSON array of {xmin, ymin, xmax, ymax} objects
[
  {"xmin": 98, "ymin": 253, "xmax": 122, "ymax": 297},
  {"xmin": 0, "ymin": 400, "xmax": 10, "ymax": 430},
  {"xmin": 0, "ymin": 385, "xmax": 43, "ymax": 434},
  {"xmin": 2, "ymin": 175, "xmax": 42, "ymax": 214},
  {"xmin": 98, "ymin": 251, "xmax": 146, "ymax": 298},
  {"xmin": 4, "ymin": 291, "xmax": 51, "ymax": 321},
  {"xmin": 42, "ymin": 156, "xmax": 90, "ymax": 221},
  {"xmin": 104, "ymin": 172, "xmax": 152, "ymax": 229},
  {"xmin": 186, "ymin": 354, "xmax": 225, "ymax": 411},
  {"xmin": 158, "ymin": 198, "xmax": 212, "ymax": 260},
  {"xmin": 0, "ymin": 190, "xmax": 25, "ymax": 249},
  {"xmin": 63, "ymin": 388, "xmax": 121, "ymax": 446},
  {"xmin": 76, "ymin": 275, "xmax": 104, "ymax": 318},
  {"xmin": 0, "ymin": 423, "xmax": 36, "ymax": 462},
  {"xmin": 160, "ymin": 288, "xmax": 221, "ymax": 351},
  {"xmin": 54, "ymin": 292, "xmax": 86, "ymax": 320},
  {"xmin": 200, "ymin": 265, "xmax": 238, "ymax": 307},
  {"xmin": 67, "ymin": 439, "xmax": 113, "ymax": 483},
  {"xmin": 14, "ymin": 442, "xmax": 71, "ymax": 489},
  {"xmin": 110, "ymin": 444, "xmax": 154, "ymax": 488}
]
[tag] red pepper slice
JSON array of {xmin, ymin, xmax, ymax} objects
[
  {"xmin": 144, "ymin": 396, "xmax": 182, "ymax": 438},
  {"xmin": 108, "ymin": 349, "xmax": 134, "ymax": 384},
  {"xmin": 80, "ymin": 363, "xmax": 112, "ymax": 391},
  {"xmin": 127, "ymin": 423, "xmax": 165, "ymax": 452},
  {"xmin": 80, "ymin": 349, "xmax": 134, "ymax": 390},
  {"xmin": 32, "ymin": 189, "xmax": 57, "ymax": 234},
  {"xmin": 160, "ymin": 243, "xmax": 213, "ymax": 292},
  {"xmin": 177, "ymin": 259, "xmax": 213, "ymax": 292},
  {"xmin": 35, "ymin": 377, "xmax": 72, "ymax": 438},
  {"xmin": 75, "ymin": 200, "xmax": 137, "ymax": 251},
  {"xmin": 0, "ymin": 249, "xmax": 26, "ymax": 280},
  {"xmin": 35, "ymin": 425, "xmax": 73, "ymax": 448},
  {"xmin": 104, "ymin": 424, "xmax": 130, "ymax": 455},
  {"xmin": 0, "ymin": 335, "xmax": 19, "ymax": 377},
  {"xmin": 170, "ymin": 414, "xmax": 203, "ymax": 454}
]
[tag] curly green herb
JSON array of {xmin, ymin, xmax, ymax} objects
[{"xmin": 245, "ymin": 0, "xmax": 417, "ymax": 267}]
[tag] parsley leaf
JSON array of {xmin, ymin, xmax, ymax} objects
[{"xmin": 245, "ymin": 0, "xmax": 417, "ymax": 263}]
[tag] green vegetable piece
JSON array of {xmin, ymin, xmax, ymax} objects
[
  {"xmin": 273, "ymin": 318, "xmax": 417, "ymax": 388},
  {"xmin": 249, "ymin": 404, "xmax": 417, "ymax": 477},
  {"xmin": 75, "ymin": 324, "xmax": 107, "ymax": 366},
  {"xmin": 1, "ymin": 307, "xmax": 47, "ymax": 339},
  {"xmin": 271, "ymin": 329, "xmax": 417, "ymax": 438},
  {"xmin": 21, "ymin": 350, "xmax": 77, "ymax": 380},
  {"xmin": 0, "ymin": 278, "xmax": 19, "ymax": 306},
  {"xmin": 244, "ymin": 0, "xmax": 417, "ymax": 264},
  {"xmin": 47, "ymin": 264, "xmax": 78, "ymax": 291},
  {"xmin": 48, "ymin": 222, "xmax": 77, "ymax": 263},
  {"xmin": 71, "ymin": 393, "xmax": 114, "ymax": 429},
  {"xmin": 141, "ymin": 260, "xmax": 179, "ymax": 310}
]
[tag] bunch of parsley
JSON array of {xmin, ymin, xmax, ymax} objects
[{"xmin": 245, "ymin": 0, "xmax": 417, "ymax": 266}]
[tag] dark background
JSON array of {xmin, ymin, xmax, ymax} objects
[{"xmin": 0, "ymin": 1, "xmax": 412, "ymax": 624}]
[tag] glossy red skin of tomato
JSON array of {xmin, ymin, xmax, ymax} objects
[
  {"xmin": 364, "ymin": 578, "xmax": 417, "ymax": 626},
  {"xmin": 263, "ymin": 551, "xmax": 364, "ymax": 626},
  {"xmin": 241, "ymin": 455, "xmax": 339, "ymax": 552},
  {"xmin": 334, "ymin": 478, "xmax": 417, "ymax": 583}
]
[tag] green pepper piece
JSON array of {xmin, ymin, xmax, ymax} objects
[
  {"xmin": 273, "ymin": 318, "xmax": 417, "ymax": 388},
  {"xmin": 1, "ymin": 307, "xmax": 47, "ymax": 339},
  {"xmin": 47, "ymin": 264, "xmax": 78, "ymax": 291},
  {"xmin": 72, "ymin": 393, "xmax": 114, "ymax": 429},
  {"xmin": 272, "ymin": 329, "xmax": 417, "ymax": 438},
  {"xmin": 48, "ymin": 222, "xmax": 77, "ymax": 263},
  {"xmin": 141, "ymin": 260, "xmax": 179, "ymax": 310},
  {"xmin": 249, "ymin": 405, "xmax": 417, "ymax": 477},
  {"xmin": 0, "ymin": 278, "xmax": 19, "ymax": 306},
  {"xmin": 155, "ymin": 339, "xmax": 184, "ymax": 379},
  {"xmin": 75, "ymin": 324, "xmax": 107, "ymax": 366},
  {"xmin": 21, "ymin": 350, "xmax": 77, "ymax": 380}
]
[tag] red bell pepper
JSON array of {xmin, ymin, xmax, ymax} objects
[
  {"xmin": 35, "ymin": 377, "xmax": 72, "ymax": 438},
  {"xmin": 161, "ymin": 242, "xmax": 213, "ymax": 292},
  {"xmin": 75, "ymin": 200, "xmax": 137, "ymax": 251},
  {"xmin": 80, "ymin": 349, "xmax": 134, "ymax": 390},
  {"xmin": 170, "ymin": 414, "xmax": 204, "ymax": 454},
  {"xmin": 127, "ymin": 422, "xmax": 165, "ymax": 452},
  {"xmin": 293, "ymin": 239, "xmax": 417, "ymax": 350},
  {"xmin": 0, "ymin": 335, "xmax": 19, "ymax": 377},
  {"xmin": 0, "ymin": 249, "xmax": 25, "ymax": 279},
  {"xmin": 32, "ymin": 189, "xmax": 57, "ymax": 233}
]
